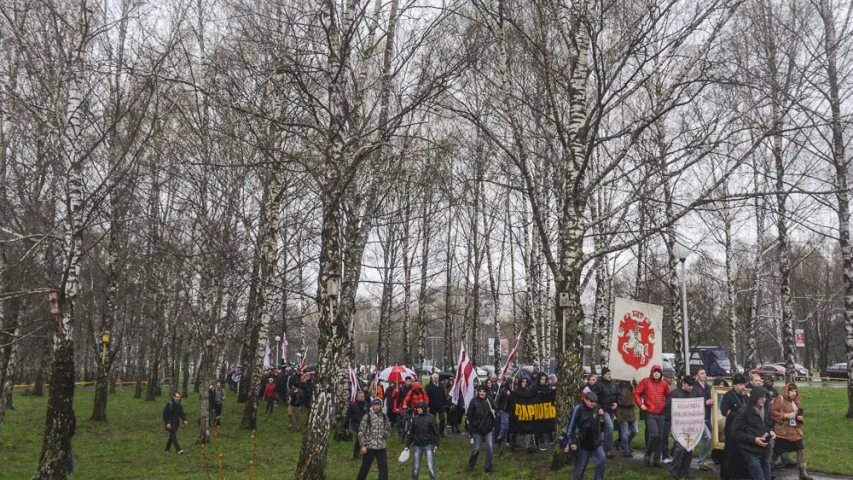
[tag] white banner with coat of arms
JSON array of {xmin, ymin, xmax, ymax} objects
[{"xmin": 607, "ymin": 298, "xmax": 663, "ymax": 382}]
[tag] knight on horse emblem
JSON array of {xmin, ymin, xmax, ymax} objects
[{"xmin": 617, "ymin": 310, "xmax": 656, "ymax": 370}]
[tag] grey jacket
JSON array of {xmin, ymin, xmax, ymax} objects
[
  {"xmin": 214, "ymin": 387, "xmax": 226, "ymax": 405},
  {"xmin": 358, "ymin": 410, "xmax": 391, "ymax": 450}
]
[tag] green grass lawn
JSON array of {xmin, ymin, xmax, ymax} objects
[{"xmin": 0, "ymin": 386, "xmax": 850, "ymax": 479}]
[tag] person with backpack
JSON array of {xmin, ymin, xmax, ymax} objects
[
  {"xmin": 568, "ymin": 391, "xmax": 606, "ymax": 480},
  {"xmin": 406, "ymin": 400, "xmax": 440, "ymax": 480},
  {"xmin": 356, "ymin": 399, "xmax": 392, "ymax": 480},
  {"xmin": 162, "ymin": 392, "xmax": 188, "ymax": 454},
  {"xmin": 466, "ymin": 385, "xmax": 497, "ymax": 473},
  {"xmin": 403, "ymin": 382, "xmax": 429, "ymax": 411}
]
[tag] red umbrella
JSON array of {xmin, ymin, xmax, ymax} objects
[{"xmin": 377, "ymin": 366, "xmax": 416, "ymax": 384}]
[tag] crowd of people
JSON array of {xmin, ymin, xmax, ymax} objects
[{"xmin": 179, "ymin": 363, "xmax": 814, "ymax": 480}]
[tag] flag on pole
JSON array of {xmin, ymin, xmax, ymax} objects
[
  {"xmin": 299, "ymin": 353, "xmax": 307, "ymax": 371},
  {"xmin": 497, "ymin": 332, "xmax": 522, "ymax": 384},
  {"xmin": 372, "ymin": 352, "xmax": 381, "ymax": 391},
  {"xmin": 348, "ymin": 363, "xmax": 359, "ymax": 403},
  {"xmin": 263, "ymin": 340, "xmax": 271, "ymax": 368},
  {"xmin": 281, "ymin": 334, "xmax": 288, "ymax": 362},
  {"xmin": 451, "ymin": 343, "xmax": 478, "ymax": 409}
]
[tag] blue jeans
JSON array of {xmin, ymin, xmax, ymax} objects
[
  {"xmin": 620, "ymin": 420, "xmax": 638, "ymax": 453},
  {"xmin": 573, "ymin": 445, "xmax": 606, "ymax": 480},
  {"xmin": 67, "ymin": 446, "xmax": 74, "ymax": 474},
  {"xmin": 699, "ymin": 420, "xmax": 712, "ymax": 462},
  {"xmin": 412, "ymin": 445, "xmax": 436, "ymax": 480},
  {"xmin": 497, "ymin": 413, "xmax": 509, "ymax": 443},
  {"xmin": 468, "ymin": 431, "xmax": 493, "ymax": 471},
  {"xmin": 743, "ymin": 453, "xmax": 772, "ymax": 480},
  {"xmin": 602, "ymin": 412, "xmax": 615, "ymax": 453},
  {"xmin": 661, "ymin": 418, "xmax": 672, "ymax": 460}
]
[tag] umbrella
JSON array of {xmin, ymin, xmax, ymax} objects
[
  {"xmin": 378, "ymin": 366, "xmax": 416, "ymax": 384},
  {"xmin": 438, "ymin": 370, "xmax": 456, "ymax": 381}
]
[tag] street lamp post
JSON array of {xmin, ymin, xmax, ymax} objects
[
  {"xmin": 275, "ymin": 335, "xmax": 281, "ymax": 368},
  {"xmin": 674, "ymin": 244, "xmax": 691, "ymax": 376}
]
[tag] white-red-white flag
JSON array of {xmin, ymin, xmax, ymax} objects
[
  {"xmin": 497, "ymin": 332, "xmax": 522, "ymax": 384},
  {"xmin": 263, "ymin": 340, "xmax": 271, "ymax": 368},
  {"xmin": 348, "ymin": 363, "xmax": 359, "ymax": 403},
  {"xmin": 451, "ymin": 343, "xmax": 478, "ymax": 409},
  {"xmin": 299, "ymin": 353, "xmax": 307, "ymax": 371},
  {"xmin": 281, "ymin": 334, "xmax": 288, "ymax": 362}
]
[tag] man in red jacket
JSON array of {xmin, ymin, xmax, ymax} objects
[{"xmin": 633, "ymin": 365, "xmax": 670, "ymax": 467}]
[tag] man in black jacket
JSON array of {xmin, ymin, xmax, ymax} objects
[
  {"xmin": 425, "ymin": 374, "xmax": 446, "ymax": 436},
  {"xmin": 466, "ymin": 386, "xmax": 496, "ymax": 473},
  {"xmin": 569, "ymin": 391, "xmax": 606, "ymax": 480},
  {"xmin": 695, "ymin": 369, "xmax": 714, "ymax": 471},
  {"xmin": 162, "ymin": 392, "xmax": 188, "ymax": 454},
  {"xmin": 347, "ymin": 391, "xmax": 370, "ymax": 459},
  {"xmin": 592, "ymin": 367, "xmax": 621, "ymax": 459},
  {"xmin": 667, "ymin": 376, "xmax": 701, "ymax": 480},
  {"xmin": 495, "ymin": 378, "xmax": 513, "ymax": 446},
  {"xmin": 407, "ymin": 401, "xmax": 439, "ymax": 480},
  {"xmin": 731, "ymin": 386, "xmax": 775, "ymax": 480}
]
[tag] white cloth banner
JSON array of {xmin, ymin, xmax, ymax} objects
[
  {"xmin": 670, "ymin": 397, "xmax": 706, "ymax": 451},
  {"xmin": 263, "ymin": 340, "xmax": 271, "ymax": 368},
  {"xmin": 608, "ymin": 297, "xmax": 663, "ymax": 382},
  {"xmin": 349, "ymin": 363, "xmax": 359, "ymax": 403},
  {"xmin": 282, "ymin": 334, "xmax": 288, "ymax": 362}
]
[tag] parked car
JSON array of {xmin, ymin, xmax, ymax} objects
[
  {"xmin": 827, "ymin": 363, "xmax": 849, "ymax": 380},
  {"xmin": 773, "ymin": 362, "xmax": 810, "ymax": 380},
  {"xmin": 751, "ymin": 364, "xmax": 786, "ymax": 380}
]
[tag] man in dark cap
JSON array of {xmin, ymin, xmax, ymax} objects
[
  {"xmin": 356, "ymin": 398, "xmax": 392, "ymax": 480},
  {"xmin": 569, "ymin": 391, "xmax": 606, "ymax": 480},
  {"xmin": 592, "ymin": 367, "xmax": 620, "ymax": 459},
  {"xmin": 466, "ymin": 386, "xmax": 496, "ymax": 473},
  {"xmin": 667, "ymin": 375, "xmax": 701, "ymax": 480},
  {"xmin": 406, "ymin": 400, "xmax": 439, "ymax": 480}
]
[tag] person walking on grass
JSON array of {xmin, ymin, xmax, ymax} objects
[
  {"xmin": 466, "ymin": 385, "xmax": 496, "ymax": 473},
  {"xmin": 569, "ymin": 391, "xmax": 606, "ymax": 480},
  {"xmin": 356, "ymin": 398, "xmax": 392, "ymax": 480},
  {"xmin": 668, "ymin": 375, "xmax": 701, "ymax": 480},
  {"xmin": 769, "ymin": 383, "xmax": 813, "ymax": 480},
  {"xmin": 163, "ymin": 392, "xmax": 188, "ymax": 454},
  {"xmin": 263, "ymin": 377, "xmax": 276, "ymax": 413},
  {"xmin": 425, "ymin": 373, "xmax": 446, "ymax": 436},
  {"xmin": 213, "ymin": 381, "xmax": 225, "ymax": 427},
  {"xmin": 731, "ymin": 386, "xmax": 775, "ymax": 480},
  {"xmin": 406, "ymin": 400, "xmax": 440, "ymax": 480},
  {"xmin": 592, "ymin": 367, "xmax": 620, "ymax": 459},
  {"xmin": 695, "ymin": 369, "xmax": 715, "ymax": 472},
  {"xmin": 616, "ymin": 380, "xmax": 638, "ymax": 458},
  {"xmin": 346, "ymin": 391, "xmax": 370, "ymax": 459},
  {"xmin": 67, "ymin": 409, "xmax": 76, "ymax": 476},
  {"xmin": 287, "ymin": 383, "xmax": 305, "ymax": 429},
  {"xmin": 633, "ymin": 364, "xmax": 670, "ymax": 467}
]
